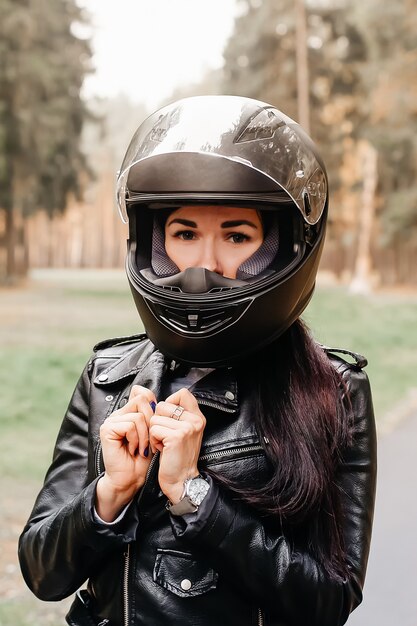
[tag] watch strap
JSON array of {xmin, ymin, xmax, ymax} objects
[{"xmin": 167, "ymin": 495, "xmax": 199, "ymax": 516}]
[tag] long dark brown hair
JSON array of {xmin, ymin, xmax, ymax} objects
[{"xmin": 210, "ymin": 318, "xmax": 351, "ymax": 580}]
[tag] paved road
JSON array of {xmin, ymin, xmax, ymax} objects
[{"xmin": 347, "ymin": 411, "xmax": 417, "ymax": 626}]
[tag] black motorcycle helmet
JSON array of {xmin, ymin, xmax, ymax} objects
[{"xmin": 116, "ymin": 95, "xmax": 328, "ymax": 367}]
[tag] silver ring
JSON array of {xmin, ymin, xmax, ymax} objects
[{"xmin": 170, "ymin": 405, "xmax": 184, "ymax": 420}]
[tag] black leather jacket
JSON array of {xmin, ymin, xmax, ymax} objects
[{"xmin": 18, "ymin": 335, "xmax": 377, "ymax": 626}]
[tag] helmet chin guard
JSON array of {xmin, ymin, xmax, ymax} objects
[
  {"xmin": 141, "ymin": 267, "xmax": 249, "ymax": 292},
  {"xmin": 119, "ymin": 95, "xmax": 329, "ymax": 366}
]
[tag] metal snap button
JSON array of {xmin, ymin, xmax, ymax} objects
[
  {"xmin": 98, "ymin": 374, "xmax": 108, "ymax": 382},
  {"xmin": 119, "ymin": 397, "xmax": 128, "ymax": 407},
  {"xmin": 105, "ymin": 395, "xmax": 114, "ymax": 402},
  {"xmin": 180, "ymin": 579, "xmax": 192, "ymax": 591},
  {"xmin": 224, "ymin": 391, "xmax": 235, "ymax": 400}
]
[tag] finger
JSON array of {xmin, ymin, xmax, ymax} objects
[
  {"xmin": 127, "ymin": 391, "xmax": 156, "ymax": 417},
  {"xmin": 150, "ymin": 414, "xmax": 185, "ymax": 430},
  {"xmin": 136, "ymin": 415, "xmax": 150, "ymax": 458},
  {"xmin": 105, "ymin": 411, "xmax": 147, "ymax": 425},
  {"xmin": 102, "ymin": 413, "xmax": 149, "ymax": 458},
  {"xmin": 155, "ymin": 401, "xmax": 188, "ymax": 420},
  {"xmin": 155, "ymin": 402, "xmax": 205, "ymax": 431},
  {"xmin": 149, "ymin": 424, "xmax": 180, "ymax": 452},
  {"xmin": 164, "ymin": 387, "xmax": 200, "ymax": 413},
  {"xmin": 101, "ymin": 421, "xmax": 139, "ymax": 457},
  {"xmin": 150, "ymin": 416, "xmax": 198, "ymax": 448},
  {"xmin": 113, "ymin": 394, "xmax": 155, "ymax": 424},
  {"xmin": 149, "ymin": 412, "xmax": 179, "ymax": 454},
  {"xmin": 128, "ymin": 384, "xmax": 156, "ymax": 404}
]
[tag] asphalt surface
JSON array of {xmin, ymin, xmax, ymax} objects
[{"xmin": 347, "ymin": 410, "xmax": 417, "ymax": 626}]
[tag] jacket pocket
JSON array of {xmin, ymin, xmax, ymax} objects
[{"xmin": 153, "ymin": 549, "xmax": 218, "ymax": 598}]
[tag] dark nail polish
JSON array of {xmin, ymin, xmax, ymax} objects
[
  {"xmin": 144, "ymin": 446, "xmax": 149, "ymax": 458},
  {"xmin": 150, "ymin": 401, "xmax": 156, "ymax": 412}
]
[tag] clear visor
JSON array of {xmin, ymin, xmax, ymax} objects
[{"xmin": 116, "ymin": 96, "xmax": 327, "ymax": 225}]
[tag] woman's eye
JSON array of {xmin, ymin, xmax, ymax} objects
[
  {"xmin": 229, "ymin": 232, "xmax": 250, "ymax": 244},
  {"xmin": 175, "ymin": 230, "xmax": 196, "ymax": 241}
]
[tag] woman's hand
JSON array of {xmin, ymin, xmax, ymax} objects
[
  {"xmin": 95, "ymin": 385, "xmax": 156, "ymax": 522},
  {"xmin": 150, "ymin": 388, "xmax": 206, "ymax": 504}
]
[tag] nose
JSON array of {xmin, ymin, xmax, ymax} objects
[{"xmin": 198, "ymin": 239, "xmax": 222, "ymax": 274}]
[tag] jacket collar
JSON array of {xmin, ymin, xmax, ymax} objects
[
  {"xmin": 189, "ymin": 368, "xmax": 238, "ymax": 413},
  {"xmin": 93, "ymin": 340, "xmax": 238, "ymax": 413},
  {"xmin": 93, "ymin": 340, "xmax": 162, "ymax": 386}
]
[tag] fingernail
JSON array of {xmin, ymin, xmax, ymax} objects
[
  {"xmin": 144, "ymin": 446, "xmax": 149, "ymax": 458},
  {"xmin": 150, "ymin": 401, "xmax": 156, "ymax": 412}
]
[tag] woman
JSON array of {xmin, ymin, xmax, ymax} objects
[{"xmin": 19, "ymin": 96, "xmax": 376, "ymax": 626}]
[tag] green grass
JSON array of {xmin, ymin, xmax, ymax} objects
[
  {"xmin": 304, "ymin": 286, "xmax": 417, "ymax": 420},
  {"xmin": 1, "ymin": 348, "xmax": 89, "ymax": 481}
]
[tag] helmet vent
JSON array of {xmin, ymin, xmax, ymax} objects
[
  {"xmin": 146, "ymin": 300, "xmax": 251, "ymax": 335},
  {"xmin": 208, "ymin": 287, "xmax": 233, "ymax": 293},
  {"xmin": 159, "ymin": 285, "xmax": 181, "ymax": 293},
  {"xmin": 160, "ymin": 306, "xmax": 230, "ymax": 332}
]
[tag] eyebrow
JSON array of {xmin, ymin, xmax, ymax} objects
[
  {"xmin": 220, "ymin": 220, "xmax": 259, "ymax": 229},
  {"xmin": 167, "ymin": 218, "xmax": 259, "ymax": 229},
  {"xmin": 167, "ymin": 218, "xmax": 197, "ymax": 228}
]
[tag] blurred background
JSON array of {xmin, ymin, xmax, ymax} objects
[{"xmin": 0, "ymin": 0, "xmax": 416, "ymax": 624}]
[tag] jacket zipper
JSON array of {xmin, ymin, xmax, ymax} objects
[
  {"xmin": 122, "ymin": 451, "xmax": 160, "ymax": 626},
  {"xmin": 197, "ymin": 397, "xmax": 236, "ymax": 413},
  {"xmin": 123, "ymin": 545, "xmax": 130, "ymax": 626},
  {"xmin": 95, "ymin": 441, "xmax": 103, "ymax": 477},
  {"xmin": 96, "ymin": 441, "xmax": 264, "ymax": 476},
  {"xmin": 258, "ymin": 607, "xmax": 264, "ymax": 626},
  {"xmin": 199, "ymin": 444, "xmax": 263, "ymax": 463}
]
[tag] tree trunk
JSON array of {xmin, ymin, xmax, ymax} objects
[
  {"xmin": 295, "ymin": 0, "xmax": 310, "ymax": 134},
  {"xmin": 22, "ymin": 218, "xmax": 30, "ymax": 275},
  {"xmin": 5, "ymin": 206, "xmax": 16, "ymax": 283},
  {"xmin": 350, "ymin": 141, "xmax": 378, "ymax": 294}
]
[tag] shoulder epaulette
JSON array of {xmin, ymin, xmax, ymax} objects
[
  {"xmin": 320, "ymin": 345, "xmax": 368, "ymax": 369},
  {"xmin": 93, "ymin": 333, "xmax": 148, "ymax": 353}
]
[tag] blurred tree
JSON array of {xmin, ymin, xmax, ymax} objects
[
  {"xmin": 305, "ymin": 2, "xmax": 369, "ymax": 283},
  {"xmin": 0, "ymin": 0, "xmax": 92, "ymax": 282},
  {"xmin": 345, "ymin": 0, "xmax": 417, "ymax": 288},
  {"xmin": 221, "ymin": 0, "xmax": 366, "ymax": 183},
  {"xmin": 295, "ymin": 0, "xmax": 310, "ymax": 133},
  {"xmin": 222, "ymin": 0, "xmax": 298, "ymax": 119},
  {"xmin": 222, "ymin": 0, "xmax": 417, "ymax": 285},
  {"xmin": 353, "ymin": 0, "xmax": 417, "ymax": 244}
]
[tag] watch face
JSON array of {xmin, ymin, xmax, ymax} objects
[{"xmin": 187, "ymin": 477, "xmax": 210, "ymax": 506}]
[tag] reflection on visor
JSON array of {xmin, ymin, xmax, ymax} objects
[{"xmin": 116, "ymin": 96, "xmax": 327, "ymax": 225}]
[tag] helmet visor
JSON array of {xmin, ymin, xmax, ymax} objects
[{"xmin": 116, "ymin": 96, "xmax": 327, "ymax": 225}]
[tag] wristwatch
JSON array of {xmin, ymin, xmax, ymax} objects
[{"xmin": 167, "ymin": 475, "xmax": 210, "ymax": 516}]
